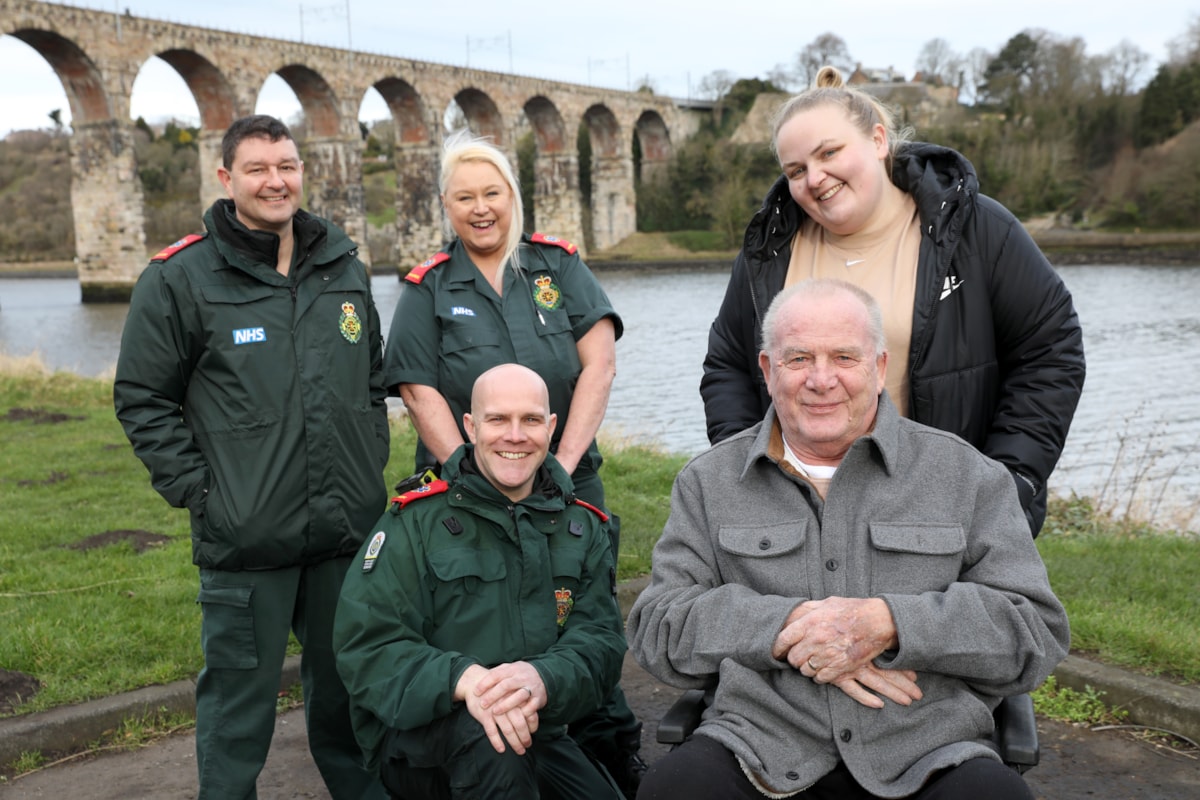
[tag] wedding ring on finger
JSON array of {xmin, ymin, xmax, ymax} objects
[
  {"xmin": 522, "ymin": 686, "xmax": 533, "ymax": 699},
  {"xmin": 807, "ymin": 658, "xmax": 818, "ymax": 671}
]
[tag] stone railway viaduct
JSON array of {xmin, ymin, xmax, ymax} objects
[{"xmin": 1, "ymin": 0, "xmax": 700, "ymax": 300}]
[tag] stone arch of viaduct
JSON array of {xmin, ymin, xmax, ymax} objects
[{"xmin": 1, "ymin": 0, "xmax": 692, "ymax": 301}]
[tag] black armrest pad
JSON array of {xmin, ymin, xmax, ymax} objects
[
  {"xmin": 656, "ymin": 688, "xmax": 708, "ymax": 745},
  {"xmin": 996, "ymin": 693, "xmax": 1039, "ymax": 770}
]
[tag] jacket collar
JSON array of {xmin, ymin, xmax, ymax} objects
[
  {"xmin": 206, "ymin": 199, "xmax": 336, "ymax": 276},
  {"xmin": 442, "ymin": 443, "xmax": 572, "ymax": 514}
]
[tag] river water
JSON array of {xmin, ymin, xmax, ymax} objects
[{"xmin": 2, "ymin": 263, "xmax": 1197, "ymax": 530}]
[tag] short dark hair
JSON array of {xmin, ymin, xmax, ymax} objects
[{"xmin": 221, "ymin": 115, "xmax": 294, "ymax": 169}]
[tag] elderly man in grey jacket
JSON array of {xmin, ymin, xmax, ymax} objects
[{"xmin": 627, "ymin": 278, "xmax": 1069, "ymax": 800}]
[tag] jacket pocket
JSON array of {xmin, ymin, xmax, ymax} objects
[
  {"xmin": 718, "ymin": 521, "xmax": 806, "ymax": 557},
  {"xmin": 441, "ymin": 317, "xmax": 503, "ymax": 355},
  {"xmin": 196, "ymin": 583, "xmax": 257, "ymax": 670},
  {"xmin": 717, "ymin": 520, "xmax": 809, "ymax": 598},
  {"xmin": 427, "ymin": 548, "xmax": 507, "ymax": 597},
  {"xmin": 868, "ymin": 523, "xmax": 965, "ymax": 595}
]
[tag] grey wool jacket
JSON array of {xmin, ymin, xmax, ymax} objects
[{"xmin": 627, "ymin": 393, "xmax": 1069, "ymax": 798}]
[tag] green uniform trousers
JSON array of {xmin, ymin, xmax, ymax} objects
[
  {"xmin": 196, "ymin": 558, "xmax": 385, "ymax": 800},
  {"xmin": 379, "ymin": 705, "xmax": 622, "ymax": 800}
]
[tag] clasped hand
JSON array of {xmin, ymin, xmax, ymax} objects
[
  {"xmin": 771, "ymin": 596, "xmax": 922, "ymax": 709},
  {"xmin": 455, "ymin": 662, "xmax": 544, "ymax": 755}
]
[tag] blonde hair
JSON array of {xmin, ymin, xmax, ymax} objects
[
  {"xmin": 439, "ymin": 129, "xmax": 525, "ymax": 272},
  {"xmin": 771, "ymin": 66, "xmax": 912, "ymax": 176}
]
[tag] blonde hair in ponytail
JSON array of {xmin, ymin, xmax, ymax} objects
[{"xmin": 771, "ymin": 66, "xmax": 912, "ymax": 175}]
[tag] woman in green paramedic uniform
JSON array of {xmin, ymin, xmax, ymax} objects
[
  {"xmin": 384, "ymin": 130, "xmax": 620, "ymax": 511},
  {"xmin": 383, "ymin": 130, "xmax": 648, "ymax": 796}
]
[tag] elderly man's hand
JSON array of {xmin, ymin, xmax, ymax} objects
[
  {"xmin": 772, "ymin": 596, "xmax": 899, "ymax": 679},
  {"xmin": 771, "ymin": 597, "xmax": 917, "ymax": 708},
  {"xmin": 828, "ymin": 663, "xmax": 922, "ymax": 708},
  {"xmin": 455, "ymin": 662, "xmax": 544, "ymax": 755}
]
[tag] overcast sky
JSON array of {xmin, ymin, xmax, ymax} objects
[{"xmin": 2, "ymin": 0, "xmax": 1196, "ymax": 136}]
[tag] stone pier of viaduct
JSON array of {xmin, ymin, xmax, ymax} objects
[{"xmin": 1, "ymin": 0, "xmax": 701, "ymax": 301}]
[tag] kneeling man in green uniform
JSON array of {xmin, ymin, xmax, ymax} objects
[{"xmin": 334, "ymin": 363, "xmax": 626, "ymax": 799}]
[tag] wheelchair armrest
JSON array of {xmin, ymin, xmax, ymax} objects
[
  {"xmin": 995, "ymin": 693, "xmax": 1039, "ymax": 773},
  {"xmin": 656, "ymin": 688, "xmax": 709, "ymax": 745}
]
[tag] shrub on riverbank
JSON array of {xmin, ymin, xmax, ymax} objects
[{"xmin": 0, "ymin": 363, "xmax": 1195, "ymax": 718}]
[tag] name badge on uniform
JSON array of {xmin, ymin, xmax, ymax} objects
[{"xmin": 232, "ymin": 327, "xmax": 266, "ymax": 345}]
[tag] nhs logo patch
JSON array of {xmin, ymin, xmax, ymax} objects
[
  {"xmin": 451, "ymin": 306, "xmax": 476, "ymax": 317},
  {"xmin": 232, "ymin": 327, "xmax": 267, "ymax": 345}
]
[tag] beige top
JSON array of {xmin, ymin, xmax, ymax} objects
[{"xmin": 784, "ymin": 193, "xmax": 921, "ymax": 417}]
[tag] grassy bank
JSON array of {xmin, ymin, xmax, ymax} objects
[{"xmin": 0, "ymin": 364, "xmax": 1195, "ymax": 723}]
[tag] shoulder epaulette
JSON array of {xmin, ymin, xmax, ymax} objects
[
  {"xmin": 530, "ymin": 232, "xmax": 578, "ymax": 255},
  {"xmin": 405, "ymin": 252, "xmax": 451, "ymax": 284},
  {"xmin": 150, "ymin": 233, "xmax": 205, "ymax": 262},
  {"xmin": 390, "ymin": 479, "xmax": 450, "ymax": 510},
  {"xmin": 571, "ymin": 497, "xmax": 609, "ymax": 523}
]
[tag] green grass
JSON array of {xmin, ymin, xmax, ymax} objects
[
  {"xmin": 0, "ymin": 363, "xmax": 1196, "ymax": 729},
  {"xmin": 1036, "ymin": 496, "xmax": 1200, "ymax": 684},
  {"xmin": 1031, "ymin": 675, "xmax": 1128, "ymax": 725},
  {"xmin": 665, "ymin": 230, "xmax": 729, "ymax": 253}
]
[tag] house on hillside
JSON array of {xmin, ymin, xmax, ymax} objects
[
  {"xmin": 847, "ymin": 63, "xmax": 960, "ymax": 129},
  {"xmin": 848, "ymin": 64, "xmax": 906, "ymax": 84}
]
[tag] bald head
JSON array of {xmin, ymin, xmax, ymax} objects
[
  {"xmin": 470, "ymin": 364, "xmax": 551, "ymax": 418},
  {"xmin": 464, "ymin": 364, "xmax": 557, "ymax": 501}
]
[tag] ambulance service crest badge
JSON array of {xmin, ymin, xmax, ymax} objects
[
  {"xmin": 555, "ymin": 587, "xmax": 574, "ymax": 627},
  {"xmin": 532, "ymin": 275, "xmax": 562, "ymax": 311},
  {"xmin": 339, "ymin": 301, "xmax": 363, "ymax": 344}
]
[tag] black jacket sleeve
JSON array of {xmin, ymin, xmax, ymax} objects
[{"xmin": 700, "ymin": 249, "xmax": 772, "ymax": 444}]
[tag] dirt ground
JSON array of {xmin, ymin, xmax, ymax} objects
[{"xmin": 1, "ymin": 651, "xmax": 1196, "ymax": 799}]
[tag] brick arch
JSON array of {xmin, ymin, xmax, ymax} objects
[
  {"xmin": 581, "ymin": 104, "xmax": 634, "ymax": 250},
  {"xmin": 635, "ymin": 109, "xmax": 672, "ymax": 183},
  {"xmin": 275, "ymin": 63, "xmax": 340, "ymax": 137},
  {"xmin": 8, "ymin": 29, "xmax": 109, "ymax": 122},
  {"xmin": 374, "ymin": 77, "xmax": 430, "ymax": 144},
  {"xmin": 155, "ymin": 49, "xmax": 238, "ymax": 132},
  {"xmin": 523, "ymin": 95, "xmax": 566, "ymax": 153},
  {"xmin": 635, "ymin": 110, "xmax": 671, "ymax": 161},
  {"xmin": 582, "ymin": 103, "xmax": 622, "ymax": 158},
  {"xmin": 454, "ymin": 87, "xmax": 504, "ymax": 145},
  {"xmin": 521, "ymin": 96, "xmax": 583, "ymax": 248}
]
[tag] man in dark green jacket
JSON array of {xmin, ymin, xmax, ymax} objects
[
  {"xmin": 114, "ymin": 115, "xmax": 389, "ymax": 800},
  {"xmin": 334, "ymin": 364, "xmax": 625, "ymax": 799}
]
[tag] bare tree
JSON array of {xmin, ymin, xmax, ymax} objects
[
  {"xmin": 697, "ymin": 69, "xmax": 738, "ymax": 126},
  {"xmin": 1099, "ymin": 39, "xmax": 1150, "ymax": 96},
  {"xmin": 914, "ymin": 38, "xmax": 962, "ymax": 87},
  {"xmin": 795, "ymin": 33, "xmax": 854, "ymax": 87},
  {"xmin": 959, "ymin": 46, "xmax": 993, "ymax": 105},
  {"xmin": 1168, "ymin": 13, "xmax": 1200, "ymax": 65},
  {"xmin": 697, "ymin": 69, "xmax": 737, "ymax": 101},
  {"xmin": 766, "ymin": 62, "xmax": 798, "ymax": 92}
]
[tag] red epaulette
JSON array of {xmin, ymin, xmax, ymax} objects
[
  {"xmin": 405, "ymin": 252, "xmax": 451, "ymax": 284},
  {"xmin": 390, "ymin": 479, "xmax": 450, "ymax": 509},
  {"xmin": 571, "ymin": 497, "xmax": 609, "ymax": 523},
  {"xmin": 150, "ymin": 233, "xmax": 205, "ymax": 262},
  {"xmin": 531, "ymin": 232, "xmax": 577, "ymax": 255}
]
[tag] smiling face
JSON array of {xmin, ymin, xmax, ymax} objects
[
  {"xmin": 759, "ymin": 286, "xmax": 887, "ymax": 466},
  {"xmin": 775, "ymin": 103, "xmax": 891, "ymax": 237},
  {"xmin": 464, "ymin": 364, "xmax": 558, "ymax": 502},
  {"xmin": 217, "ymin": 134, "xmax": 303, "ymax": 235},
  {"xmin": 442, "ymin": 160, "xmax": 516, "ymax": 266}
]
